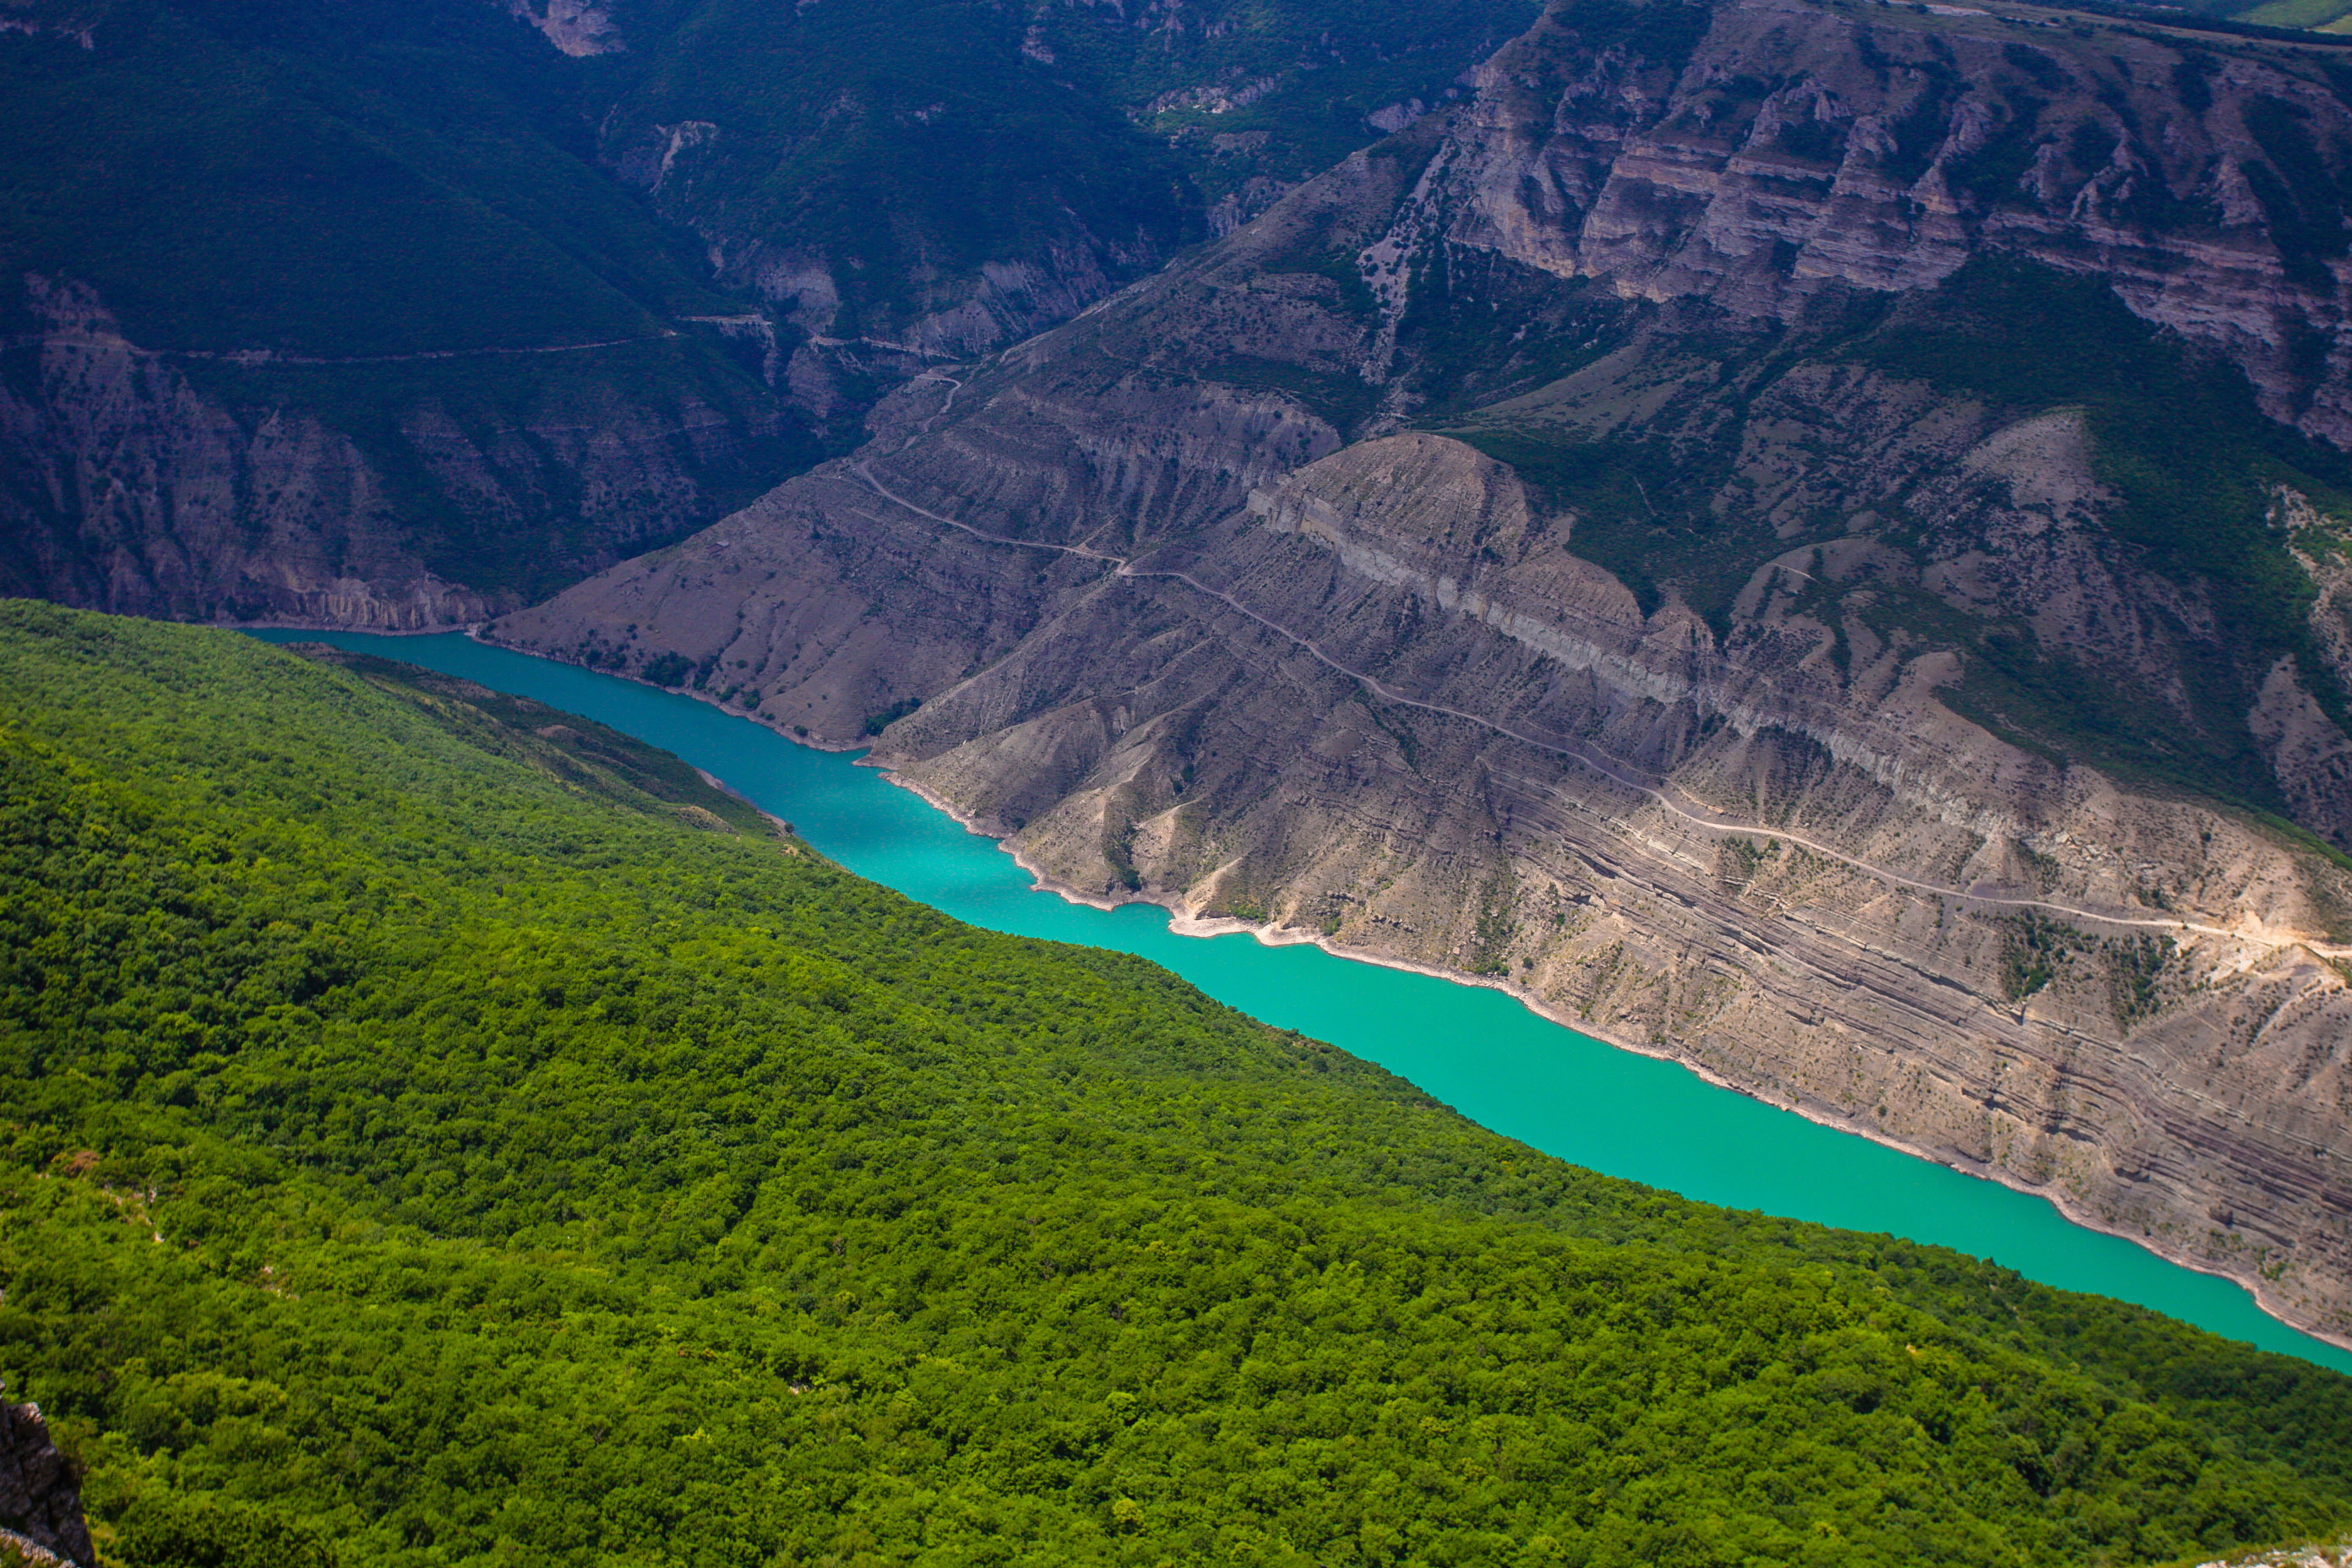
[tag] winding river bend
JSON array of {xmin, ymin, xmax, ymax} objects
[{"xmin": 258, "ymin": 628, "xmax": 2352, "ymax": 1373}]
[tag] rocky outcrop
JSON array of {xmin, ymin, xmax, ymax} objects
[
  {"xmin": 2191, "ymin": 1539, "xmax": 2352, "ymax": 1568},
  {"xmin": 0, "ymin": 1391, "xmax": 90, "ymax": 1568},
  {"xmin": 493, "ymin": 0, "xmax": 2352, "ymax": 1343},
  {"xmin": 502, "ymin": 0, "xmax": 622, "ymax": 57},
  {"xmin": 0, "ymin": 275, "xmax": 802, "ymax": 628}
]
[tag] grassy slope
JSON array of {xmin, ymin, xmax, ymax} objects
[{"xmin": 1, "ymin": 603, "xmax": 2349, "ymax": 1566}]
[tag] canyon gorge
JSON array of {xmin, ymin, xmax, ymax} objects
[{"xmin": 487, "ymin": 0, "xmax": 2352, "ymax": 1342}]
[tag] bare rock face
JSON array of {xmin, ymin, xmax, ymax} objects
[
  {"xmin": 502, "ymin": 0, "xmax": 623, "ymax": 57},
  {"xmin": 1419, "ymin": 0, "xmax": 2352, "ymax": 444},
  {"xmin": 0, "ymin": 1391, "xmax": 90, "ymax": 1568},
  {"xmin": 0, "ymin": 275, "xmax": 800, "ymax": 629},
  {"xmin": 496, "ymin": 0, "xmax": 2352, "ymax": 1344}
]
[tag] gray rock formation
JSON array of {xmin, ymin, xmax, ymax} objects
[
  {"xmin": 493, "ymin": 0, "xmax": 2352, "ymax": 1344},
  {"xmin": 0, "ymin": 1391, "xmax": 90, "ymax": 1568}
]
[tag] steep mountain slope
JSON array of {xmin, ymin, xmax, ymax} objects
[
  {"xmin": 5, "ymin": 603, "xmax": 2352, "ymax": 1565},
  {"xmin": 585, "ymin": 0, "xmax": 1543, "ymax": 384},
  {"xmin": 493, "ymin": 0, "xmax": 2352, "ymax": 1342},
  {"xmin": 0, "ymin": 0, "xmax": 814, "ymax": 625},
  {"xmin": 0, "ymin": 0, "xmax": 1543, "ymax": 627}
]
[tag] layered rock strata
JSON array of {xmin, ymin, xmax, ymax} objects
[{"xmin": 1410, "ymin": 0, "xmax": 2352, "ymax": 442}]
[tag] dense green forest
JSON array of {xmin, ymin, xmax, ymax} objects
[{"xmin": 3, "ymin": 602, "xmax": 2350, "ymax": 1565}]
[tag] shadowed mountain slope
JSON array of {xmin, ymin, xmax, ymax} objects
[{"xmin": 0, "ymin": 0, "xmax": 1544, "ymax": 627}]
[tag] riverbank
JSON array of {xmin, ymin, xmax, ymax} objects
[
  {"xmin": 871, "ymin": 763, "xmax": 2352, "ymax": 1357},
  {"xmin": 246, "ymin": 626, "xmax": 2352, "ymax": 1369}
]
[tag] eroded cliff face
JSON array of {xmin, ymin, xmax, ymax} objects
[
  {"xmin": 0, "ymin": 276, "xmax": 802, "ymax": 628},
  {"xmin": 1405, "ymin": 0, "xmax": 2352, "ymax": 441},
  {"xmin": 493, "ymin": 0, "xmax": 2352, "ymax": 1342}
]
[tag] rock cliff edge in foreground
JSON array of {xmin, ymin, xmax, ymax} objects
[{"xmin": 0, "ymin": 1389, "xmax": 90, "ymax": 1568}]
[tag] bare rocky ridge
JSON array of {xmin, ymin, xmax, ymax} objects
[{"xmin": 494, "ymin": 0, "xmax": 2352, "ymax": 1342}]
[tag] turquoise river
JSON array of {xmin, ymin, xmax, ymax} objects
[{"xmin": 258, "ymin": 628, "xmax": 2352, "ymax": 1374}]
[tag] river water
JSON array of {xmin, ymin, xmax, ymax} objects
[{"xmin": 255, "ymin": 629, "xmax": 2352, "ymax": 1373}]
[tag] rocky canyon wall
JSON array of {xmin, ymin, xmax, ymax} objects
[{"xmin": 492, "ymin": 0, "xmax": 2352, "ymax": 1343}]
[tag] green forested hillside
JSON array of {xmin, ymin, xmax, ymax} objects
[
  {"xmin": 599, "ymin": 0, "xmax": 1543, "ymax": 340},
  {"xmin": 0, "ymin": 0, "xmax": 1542, "ymax": 362},
  {"xmin": 2, "ymin": 602, "xmax": 2349, "ymax": 1566}
]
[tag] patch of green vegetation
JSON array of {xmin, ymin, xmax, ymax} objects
[
  {"xmin": 1394, "ymin": 247, "xmax": 1643, "ymax": 420},
  {"xmin": 1198, "ymin": 352, "xmax": 1384, "ymax": 433},
  {"xmin": 4, "ymin": 604, "xmax": 2352, "ymax": 1565},
  {"xmin": 1718, "ymin": 837, "xmax": 1774, "ymax": 890},
  {"xmin": 1468, "ymin": 869, "xmax": 1520, "ymax": 975},
  {"xmin": 1995, "ymin": 913, "xmax": 2086, "ymax": 1001},
  {"xmin": 2204, "ymin": 0, "xmax": 2352, "ymax": 31},
  {"xmin": 1446, "ymin": 428, "xmax": 1737, "ymax": 621},
  {"xmin": 1948, "ymin": 89, "xmax": 2048, "ymax": 206},
  {"xmin": 640, "ymin": 651, "xmax": 696, "ymax": 689},
  {"xmin": 1944, "ymin": 631, "xmax": 2290, "ymax": 815},
  {"xmin": 861, "ymin": 695, "xmax": 923, "ymax": 736},
  {"xmin": 2109, "ymin": 933, "xmax": 2178, "ymax": 1030},
  {"xmin": 2241, "ymin": 95, "xmax": 2352, "ymax": 287},
  {"xmin": 1052, "ymin": 0, "xmax": 1544, "ymax": 205},
  {"xmin": 1544, "ymin": 0, "xmax": 1719, "ymax": 77}
]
